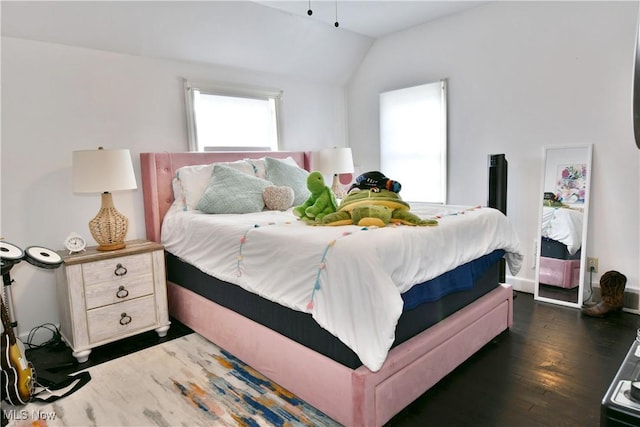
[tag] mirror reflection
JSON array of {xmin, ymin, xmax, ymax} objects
[{"xmin": 535, "ymin": 144, "xmax": 592, "ymax": 308}]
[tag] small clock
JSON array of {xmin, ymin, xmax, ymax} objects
[{"xmin": 64, "ymin": 232, "xmax": 87, "ymax": 255}]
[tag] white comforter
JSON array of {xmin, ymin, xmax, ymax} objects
[
  {"xmin": 162, "ymin": 204, "xmax": 523, "ymax": 372},
  {"xmin": 541, "ymin": 206, "xmax": 583, "ymax": 255}
]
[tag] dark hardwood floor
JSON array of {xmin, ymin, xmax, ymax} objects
[
  {"xmin": 24, "ymin": 292, "xmax": 639, "ymax": 427},
  {"xmin": 387, "ymin": 292, "xmax": 640, "ymax": 427}
]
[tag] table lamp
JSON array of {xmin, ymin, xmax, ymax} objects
[
  {"xmin": 316, "ymin": 147, "xmax": 354, "ymax": 198},
  {"xmin": 72, "ymin": 147, "xmax": 137, "ymax": 251}
]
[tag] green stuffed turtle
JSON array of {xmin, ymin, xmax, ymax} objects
[
  {"xmin": 320, "ymin": 189, "xmax": 438, "ymax": 227},
  {"xmin": 292, "ymin": 171, "xmax": 338, "ymax": 223}
]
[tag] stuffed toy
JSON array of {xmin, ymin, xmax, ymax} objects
[
  {"xmin": 293, "ymin": 171, "xmax": 338, "ymax": 222},
  {"xmin": 349, "ymin": 171, "xmax": 402, "ymax": 193},
  {"xmin": 543, "ymin": 192, "xmax": 567, "ymax": 208},
  {"xmin": 321, "ymin": 188, "xmax": 438, "ymax": 227}
]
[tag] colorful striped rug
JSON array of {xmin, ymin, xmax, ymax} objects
[{"xmin": 6, "ymin": 333, "xmax": 339, "ymax": 426}]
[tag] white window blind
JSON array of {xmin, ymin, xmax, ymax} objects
[
  {"xmin": 380, "ymin": 80, "xmax": 447, "ymax": 203},
  {"xmin": 185, "ymin": 80, "xmax": 281, "ymax": 152}
]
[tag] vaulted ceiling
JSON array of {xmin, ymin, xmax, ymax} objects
[
  {"xmin": 257, "ymin": 1, "xmax": 486, "ymax": 38},
  {"xmin": 1, "ymin": 1, "xmax": 486, "ymax": 84}
]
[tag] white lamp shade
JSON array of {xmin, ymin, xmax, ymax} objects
[
  {"xmin": 315, "ymin": 147, "xmax": 354, "ymax": 175},
  {"xmin": 73, "ymin": 148, "xmax": 137, "ymax": 193}
]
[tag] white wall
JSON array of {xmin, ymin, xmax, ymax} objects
[
  {"xmin": 1, "ymin": 37, "xmax": 347, "ymax": 340},
  {"xmin": 347, "ymin": 1, "xmax": 640, "ymax": 300}
]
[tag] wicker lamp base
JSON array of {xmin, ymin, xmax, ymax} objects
[
  {"xmin": 331, "ymin": 174, "xmax": 347, "ymax": 199},
  {"xmin": 89, "ymin": 192, "xmax": 129, "ymax": 251}
]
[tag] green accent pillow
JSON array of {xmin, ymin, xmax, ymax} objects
[
  {"xmin": 265, "ymin": 157, "xmax": 310, "ymax": 205},
  {"xmin": 196, "ymin": 164, "xmax": 271, "ymax": 214}
]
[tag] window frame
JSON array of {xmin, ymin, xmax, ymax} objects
[{"xmin": 184, "ymin": 79, "xmax": 283, "ymax": 152}]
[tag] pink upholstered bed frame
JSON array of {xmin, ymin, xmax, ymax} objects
[{"xmin": 140, "ymin": 151, "xmax": 514, "ymax": 426}]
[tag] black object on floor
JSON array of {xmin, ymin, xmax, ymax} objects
[{"xmin": 25, "ymin": 317, "xmax": 192, "ymax": 381}]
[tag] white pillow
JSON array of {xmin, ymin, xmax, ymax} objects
[
  {"xmin": 172, "ymin": 176, "xmax": 186, "ymax": 211},
  {"xmin": 175, "ymin": 160, "xmax": 255, "ymax": 210}
]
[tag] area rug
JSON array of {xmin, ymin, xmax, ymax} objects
[{"xmin": 6, "ymin": 333, "xmax": 339, "ymax": 426}]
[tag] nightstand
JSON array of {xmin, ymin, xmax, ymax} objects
[{"xmin": 55, "ymin": 239, "xmax": 170, "ymax": 363}]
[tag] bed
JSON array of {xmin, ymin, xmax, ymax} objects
[
  {"xmin": 539, "ymin": 206, "xmax": 583, "ymax": 288},
  {"xmin": 140, "ymin": 151, "xmax": 523, "ymax": 426}
]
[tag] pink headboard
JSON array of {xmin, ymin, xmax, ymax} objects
[{"xmin": 140, "ymin": 151, "xmax": 312, "ymax": 243}]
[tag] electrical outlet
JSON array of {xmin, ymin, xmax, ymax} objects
[{"xmin": 587, "ymin": 257, "xmax": 599, "ymax": 273}]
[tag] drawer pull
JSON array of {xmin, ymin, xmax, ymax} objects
[
  {"xmin": 119, "ymin": 313, "xmax": 132, "ymax": 325},
  {"xmin": 116, "ymin": 286, "xmax": 129, "ymax": 299},
  {"xmin": 114, "ymin": 263, "xmax": 128, "ymax": 277}
]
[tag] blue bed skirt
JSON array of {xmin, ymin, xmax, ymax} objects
[{"xmin": 402, "ymin": 249, "xmax": 505, "ymax": 311}]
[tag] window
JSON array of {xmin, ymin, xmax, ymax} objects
[
  {"xmin": 379, "ymin": 80, "xmax": 447, "ymax": 203},
  {"xmin": 184, "ymin": 80, "xmax": 281, "ymax": 152}
]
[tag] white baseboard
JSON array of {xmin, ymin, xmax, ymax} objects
[
  {"xmin": 506, "ymin": 277, "xmax": 640, "ymax": 314},
  {"xmin": 506, "ymin": 275, "xmax": 535, "ymax": 294}
]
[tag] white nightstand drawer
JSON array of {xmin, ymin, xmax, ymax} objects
[
  {"xmin": 82, "ymin": 253, "xmax": 152, "ymax": 286},
  {"xmin": 87, "ymin": 295, "xmax": 157, "ymax": 344},
  {"xmin": 84, "ymin": 275, "xmax": 155, "ymax": 310}
]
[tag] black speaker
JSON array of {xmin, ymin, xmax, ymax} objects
[
  {"xmin": 488, "ymin": 154, "xmax": 507, "ymax": 215},
  {"xmin": 488, "ymin": 154, "xmax": 508, "ymax": 282}
]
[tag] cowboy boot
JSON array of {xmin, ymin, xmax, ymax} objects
[{"xmin": 582, "ymin": 271, "xmax": 627, "ymax": 317}]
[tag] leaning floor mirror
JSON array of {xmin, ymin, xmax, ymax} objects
[{"xmin": 534, "ymin": 144, "xmax": 593, "ymax": 308}]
